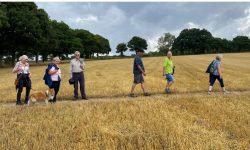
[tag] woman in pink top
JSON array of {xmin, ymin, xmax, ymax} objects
[
  {"xmin": 12, "ymin": 55, "xmax": 32, "ymax": 105},
  {"xmin": 48, "ymin": 57, "xmax": 61, "ymax": 103}
]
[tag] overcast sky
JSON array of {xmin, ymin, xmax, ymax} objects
[{"xmin": 36, "ymin": 2, "xmax": 250, "ymax": 55}]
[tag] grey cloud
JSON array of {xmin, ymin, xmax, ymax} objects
[{"xmin": 36, "ymin": 2, "xmax": 250, "ymax": 55}]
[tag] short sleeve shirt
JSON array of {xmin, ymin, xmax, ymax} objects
[
  {"xmin": 50, "ymin": 66, "xmax": 61, "ymax": 81},
  {"xmin": 13, "ymin": 61, "xmax": 30, "ymax": 74},
  {"xmin": 213, "ymin": 60, "xmax": 221, "ymax": 76},
  {"xmin": 133, "ymin": 55, "xmax": 144, "ymax": 75},
  {"xmin": 163, "ymin": 58, "xmax": 173, "ymax": 74}
]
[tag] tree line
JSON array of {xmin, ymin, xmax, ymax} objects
[
  {"xmin": 0, "ymin": 2, "xmax": 111, "ymax": 66},
  {"xmin": 1, "ymin": 2, "xmax": 249, "ymax": 66},
  {"xmin": 116, "ymin": 29, "xmax": 250, "ymax": 57}
]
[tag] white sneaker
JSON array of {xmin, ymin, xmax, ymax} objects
[{"xmin": 223, "ymin": 90, "xmax": 229, "ymax": 95}]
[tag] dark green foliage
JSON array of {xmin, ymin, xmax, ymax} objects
[
  {"xmin": 0, "ymin": 2, "xmax": 111, "ymax": 65},
  {"xmin": 127, "ymin": 36, "xmax": 148, "ymax": 52},
  {"xmin": 116, "ymin": 43, "xmax": 127, "ymax": 57}
]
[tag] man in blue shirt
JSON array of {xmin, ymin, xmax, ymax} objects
[{"xmin": 130, "ymin": 48, "xmax": 150, "ymax": 97}]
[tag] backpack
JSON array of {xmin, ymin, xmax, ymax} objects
[
  {"xmin": 205, "ymin": 60, "xmax": 216, "ymax": 73},
  {"xmin": 43, "ymin": 64, "xmax": 53, "ymax": 87}
]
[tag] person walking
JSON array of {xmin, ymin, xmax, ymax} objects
[
  {"xmin": 70, "ymin": 51, "xmax": 88, "ymax": 100},
  {"xmin": 208, "ymin": 54, "xmax": 228, "ymax": 95},
  {"xmin": 12, "ymin": 55, "xmax": 32, "ymax": 105},
  {"xmin": 130, "ymin": 48, "xmax": 150, "ymax": 97},
  {"xmin": 163, "ymin": 51, "xmax": 175, "ymax": 94}
]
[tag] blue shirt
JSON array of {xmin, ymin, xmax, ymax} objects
[
  {"xmin": 133, "ymin": 55, "xmax": 144, "ymax": 75},
  {"xmin": 213, "ymin": 60, "xmax": 221, "ymax": 76}
]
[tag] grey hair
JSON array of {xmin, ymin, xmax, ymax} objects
[
  {"xmin": 167, "ymin": 51, "xmax": 172, "ymax": 56},
  {"xmin": 215, "ymin": 54, "xmax": 223, "ymax": 61},
  {"xmin": 52, "ymin": 57, "xmax": 60, "ymax": 62},
  {"xmin": 19, "ymin": 55, "xmax": 28, "ymax": 61},
  {"xmin": 74, "ymin": 51, "xmax": 80, "ymax": 56}
]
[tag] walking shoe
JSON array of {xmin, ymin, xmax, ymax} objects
[
  {"xmin": 165, "ymin": 88, "xmax": 171, "ymax": 94},
  {"xmin": 208, "ymin": 91, "xmax": 212, "ymax": 95},
  {"xmin": 143, "ymin": 92, "xmax": 151, "ymax": 96},
  {"xmin": 48, "ymin": 99, "xmax": 54, "ymax": 103},
  {"xmin": 82, "ymin": 97, "xmax": 88, "ymax": 100},
  {"xmin": 16, "ymin": 101, "xmax": 22, "ymax": 106},
  {"xmin": 129, "ymin": 93, "xmax": 136, "ymax": 97},
  {"xmin": 222, "ymin": 90, "xmax": 229, "ymax": 95},
  {"xmin": 73, "ymin": 97, "xmax": 78, "ymax": 101}
]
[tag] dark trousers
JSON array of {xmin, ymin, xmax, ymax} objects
[
  {"xmin": 73, "ymin": 72, "xmax": 86, "ymax": 98},
  {"xmin": 16, "ymin": 74, "xmax": 31, "ymax": 104},
  {"xmin": 209, "ymin": 74, "xmax": 224, "ymax": 87},
  {"xmin": 50, "ymin": 81, "xmax": 60, "ymax": 101}
]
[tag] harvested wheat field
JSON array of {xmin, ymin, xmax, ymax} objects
[{"xmin": 0, "ymin": 53, "xmax": 250, "ymax": 149}]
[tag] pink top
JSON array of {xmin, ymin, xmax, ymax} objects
[
  {"xmin": 13, "ymin": 61, "xmax": 30, "ymax": 74},
  {"xmin": 50, "ymin": 66, "xmax": 61, "ymax": 81}
]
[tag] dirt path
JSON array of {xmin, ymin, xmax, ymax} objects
[{"xmin": 1, "ymin": 90, "xmax": 250, "ymax": 108}]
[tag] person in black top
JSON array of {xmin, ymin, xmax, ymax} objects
[{"xmin": 130, "ymin": 49, "xmax": 150, "ymax": 97}]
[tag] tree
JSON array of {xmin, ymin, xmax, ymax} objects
[
  {"xmin": 0, "ymin": 2, "xmax": 48, "ymax": 65},
  {"xmin": 0, "ymin": 4, "xmax": 9, "ymax": 59},
  {"xmin": 74, "ymin": 29, "xmax": 96, "ymax": 58},
  {"xmin": 157, "ymin": 33, "xmax": 175, "ymax": 54},
  {"xmin": 94, "ymin": 34, "xmax": 111, "ymax": 58},
  {"xmin": 127, "ymin": 36, "xmax": 148, "ymax": 52},
  {"xmin": 0, "ymin": 4, "xmax": 9, "ymax": 28},
  {"xmin": 172, "ymin": 28, "xmax": 213, "ymax": 55},
  {"xmin": 232, "ymin": 36, "xmax": 250, "ymax": 52},
  {"xmin": 49, "ymin": 20, "xmax": 74, "ymax": 59},
  {"xmin": 0, "ymin": 2, "xmax": 112, "ymax": 64},
  {"xmin": 33, "ymin": 8, "xmax": 50, "ymax": 63},
  {"xmin": 116, "ymin": 43, "xmax": 127, "ymax": 57}
]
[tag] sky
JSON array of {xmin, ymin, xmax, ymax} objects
[{"xmin": 36, "ymin": 2, "xmax": 250, "ymax": 56}]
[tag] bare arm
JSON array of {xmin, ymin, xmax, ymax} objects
[
  {"xmin": 69, "ymin": 61, "xmax": 73, "ymax": 78},
  {"xmin": 218, "ymin": 64, "xmax": 222, "ymax": 78},
  {"xmin": 137, "ymin": 65, "xmax": 145, "ymax": 76},
  {"xmin": 48, "ymin": 69, "xmax": 58, "ymax": 75},
  {"xmin": 12, "ymin": 63, "xmax": 19, "ymax": 73},
  {"xmin": 163, "ymin": 67, "xmax": 165, "ymax": 76},
  {"xmin": 12, "ymin": 68, "xmax": 19, "ymax": 73}
]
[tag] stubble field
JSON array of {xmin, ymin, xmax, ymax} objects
[{"xmin": 0, "ymin": 53, "xmax": 249, "ymax": 149}]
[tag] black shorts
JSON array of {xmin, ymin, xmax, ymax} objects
[{"xmin": 133, "ymin": 74, "xmax": 144, "ymax": 84}]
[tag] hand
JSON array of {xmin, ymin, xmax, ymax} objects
[
  {"xmin": 220, "ymin": 75, "xmax": 223, "ymax": 79},
  {"xmin": 28, "ymin": 73, "xmax": 32, "ymax": 78},
  {"xmin": 143, "ymin": 72, "xmax": 146, "ymax": 76},
  {"xmin": 163, "ymin": 73, "xmax": 165, "ymax": 76},
  {"xmin": 17, "ymin": 67, "xmax": 22, "ymax": 72}
]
